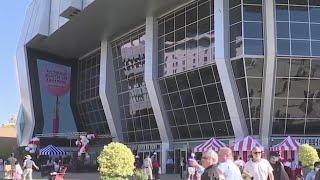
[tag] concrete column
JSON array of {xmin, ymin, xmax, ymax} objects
[
  {"xmin": 260, "ymin": 0, "xmax": 276, "ymax": 147},
  {"xmin": 145, "ymin": 16, "xmax": 173, "ymax": 173},
  {"xmin": 214, "ymin": 0, "xmax": 248, "ymax": 139},
  {"xmin": 100, "ymin": 38, "xmax": 123, "ymax": 141}
]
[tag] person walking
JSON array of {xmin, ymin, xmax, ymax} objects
[
  {"xmin": 13, "ymin": 161, "xmax": 23, "ymax": 180},
  {"xmin": 22, "ymin": 155, "xmax": 39, "ymax": 180},
  {"xmin": 243, "ymin": 147, "xmax": 274, "ymax": 180},
  {"xmin": 152, "ymin": 156, "xmax": 160, "ymax": 180},
  {"xmin": 217, "ymin": 147, "xmax": 243, "ymax": 180},
  {"xmin": 8, "ymin": 153, "xmax": 17, "ymax": 178},
  {"xmin": 189, "ymin": 149, "xmax": 224, "ymax": 180},
  {"xmin": 143, "ymin": 155, "xmax": 153, "ymax": 180},
  {"xmin": 306, "ymin": 161, "xmax": 320, "ymax": 180},
  {"xmin": 180, "ymin": 157, "xmax": 186, "ymax": 179},
  {"xmin": 268, "ymin": 152, "xmax": 289, "ymax": 180}
]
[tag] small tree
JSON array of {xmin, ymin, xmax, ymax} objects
[
  {"xmin": 98, "ymin": 142, "xmax": 135, "ymax": 180},
  {"xmin": 299, "ymin": 144, "xmax": 319, "ymax": 168}
]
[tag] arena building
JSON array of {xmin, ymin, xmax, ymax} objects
[{"xmin": 16, "ymin": 0, "xmax": 320, "ymax": 173}]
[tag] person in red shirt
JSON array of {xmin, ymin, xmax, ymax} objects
[{"xmin": 152, "ymin": 157, "xmax": 160, "ymax": 179}]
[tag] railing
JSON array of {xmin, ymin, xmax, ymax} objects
[{"xmin": 35, "ymin": 132, "xmax": 113, "ymax": 139}]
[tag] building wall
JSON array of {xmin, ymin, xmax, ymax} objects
[{"xmin": 16, "ymin": 0, "xmax": 320, "ymax": 149}]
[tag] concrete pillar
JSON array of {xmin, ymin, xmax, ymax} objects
[
  {"xmin": 260, "ymin": 0, "xmax": 276, "ymax": 147},
  {"xmin": 145, "ymin": 16, "xmax": 173, "ymax": 173},
  {"xmin": 100, "ymin": 38, "xmax": 123, "ymax": 141},
  {"xmin": 214, "ymin": 0, "xmax": 248, "ymax": 139}
]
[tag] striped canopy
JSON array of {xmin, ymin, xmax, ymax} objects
[
  {"xmin": 193, "ymin": 138, "xmax": 226, "ymax": 152},
  {"xmin": 233, "ymin": 136, "xmax": 264, "ymax": 151},
  {"xmin": 270, "ymin": 136, "xmax": 300, "ymax": 151},
  {"xmin": 39, "ymin": 145, "xmax": 67, "ymax": 156}
]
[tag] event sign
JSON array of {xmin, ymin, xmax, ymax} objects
[{"xmin": 37, "ymin": 59, "xmax": 77, "ymax": 134}]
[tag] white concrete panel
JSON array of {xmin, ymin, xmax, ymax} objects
[
  {"xmin": 50, "ymin": 0, "xmax": 69, "ymax": 34},
  {"xmin": 15, "ymin": 0, "xmax": 52, "ymax": 146},
  {"xmin": 26, "ymin": 0, "xmax": 50, "ymax": 43},
  {"xmin": 83, "ymin": 0, "xmax": 95, "ymax": 9},
  {"xmin": 145, "ymin": 17, "xmax": 172, "ymax": 173},
  {"xmin": 60, "ymin": 0, "xmax": 83, "ymax": 19},
  {"xmin": 260, "ymin": 0, "xmax": 276, "ymax": 146},
  {"xmin": 15, "ymin": 1, "xmax": 40, "ymax": 146},
  {"xmin": 145, "ymin": 16, "xmax": 172, "ymax": 143},
  {"xmin": 100, "ymin": 38, "xmax": 123, "ymax": 141},
  {"xmin": 214, "ymin": 0, "xmax": 248, "ymax": 139}
]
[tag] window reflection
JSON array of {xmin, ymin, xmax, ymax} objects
[
  {"xmin": 157, "ymin": 0, "xmax": 231, "ymax": 139},
  {"xmin": 112, "ymin": 28, "xmax": 160, "ymax": 142}
]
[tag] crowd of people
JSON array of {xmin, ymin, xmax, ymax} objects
[
  {"xmin": 0, "ymin": 153, "xmax": 71, "ymax": 180},
  {"xmin": 2, "ymin": 153, "xmax": 39, "ymax": 180},
  {"xmin": 134, "ymin": 152, "xmax": 161, "ymax": 180},
  {"xmin": 182, "ymin": 147, "xmax": 320, "ymax": 180}
]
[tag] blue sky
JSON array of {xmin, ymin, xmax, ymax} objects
[{"xmin": 0, "ymin": 1, "xmax": 30, "ymax": 124}]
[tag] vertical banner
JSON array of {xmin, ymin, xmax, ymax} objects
[{"xmin": 37, "ymin": 59, "xmax": 76, "ymax": 134}]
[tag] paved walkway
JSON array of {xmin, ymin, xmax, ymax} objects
[{"xmin": 0, "ymin": 171, "xmax": 181, "ymax": 180}]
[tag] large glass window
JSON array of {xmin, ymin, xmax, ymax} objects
[
  {"xmin": 229, "ymin": 0, "xmax": 264, "ymax": 58},
  {"xmin": 111, "ymin": 28, "xmax": 160, "ymax": 143},
  {"xmin": 158, "ymin": 0, "xmax": 233, "ymax": 140},
  {"xmin": 231, "ymin": 58, "xmax": 264, "ymax": 135},
  {"xmin": 77, "ymin": 51, "xmax": 110, "ymax": 135},
  {"xmin": 275, "ymin": 0, "xmax": 320, "ymax": 56},
  {"xmin": 272, "ymin": 57, "xmax": 320, "ymax": 135}
]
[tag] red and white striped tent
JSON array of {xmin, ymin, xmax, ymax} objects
[
  {"xmin": 270, "ymin": 136, "xmax": 300, "ymax": 161},
  {"xmin": 233, "ymin": 136, "xmax": 264, "ymax": 162},
  {"xmin": 270, "ymin": 136, "xmax": 300, "ymax": 151},
  {"xmin": 193, "ymin": 137, "xmax": 226, "ymax": 152},
  {"xmin": 233, "ymin": 136, "xmax": 264, "ymax": 151}
]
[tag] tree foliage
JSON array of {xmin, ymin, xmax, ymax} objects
[
  {"xmin": 299, "ymin": 144, "xmax": 319, "ymax": 168},
  {"xmin": 97, "ymin": 142, "xmax": 135, "ymax": 180}
]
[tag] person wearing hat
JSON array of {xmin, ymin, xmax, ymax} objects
[
  {"xmin": 8, "ymin": 153, "xmax": 17, "ymax": 178},
  {"xmin": 269, "ymin": 152, "xmax": 289, "ymax": 180},
  {"xmin": 22, "ymin": 155, "xmax": 39, "ymax": 180}
]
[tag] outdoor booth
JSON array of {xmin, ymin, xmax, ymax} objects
[
  {"xmin": 233, "ymin": 136, "xmax": 264, "ymax": 162},
  {"xmin": 193, "ymin": 137, "xmax": 226, "ymax": 152},
  {"xmin": 39, "ymin": 144, "xmax": 68, "ymax": 177},
  {"xmin": 270, "ymin": 136, "xmax": 300, "ymax": 162}
]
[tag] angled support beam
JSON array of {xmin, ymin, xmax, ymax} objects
[
  {"xmin": 260, "ymin": 0, "xmax": 276, "ymax": 147},
  {"xmin": 100, "ymin": 38, "xmax": 123, "ymax": 141},
  {"xmin": 145, "ymin": 16, "xmax": 173, "ymax": 174},
  {"xmin": 214, "ymin": 0, "xmax": 248, "ymax": 139}
]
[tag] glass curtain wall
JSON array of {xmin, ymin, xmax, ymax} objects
[
  {"xmin": 229, "ymin": 0, "xmax": 264, "ymax": 135},
  {"xmin": 77, "ymin": 50, "xmax": 111, "ymax": 135},
  {"xmin": 272, "ymin": 0, "xmax": 320, "ymax": 135},
  {"xmin": 111, "ymin": 28, "xmax": 161, "ymax": 143},
  {"xmin": 158, "ymin": 0, "xmax": 234, "ymax": 141}
]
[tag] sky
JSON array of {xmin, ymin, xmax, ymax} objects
[{"xmin": 0, "ymin": 1, "xmax": 31, "ymax": 125}]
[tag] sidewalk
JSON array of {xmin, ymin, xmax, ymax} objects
[{"xmin": 0, "ymin": 171, "xmax": 181, "ymax": 180}]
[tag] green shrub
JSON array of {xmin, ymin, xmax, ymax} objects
[
  {"xmin": 299, "ymin": 144, "xmax": 319, "ymax": 168},
  {"xmin": 98, "ymin": 142, "xmax": 135, "ymax": 180}
]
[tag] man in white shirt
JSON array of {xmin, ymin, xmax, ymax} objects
[
  {"xmin": 217, "ymin": 147, "xmax": 243, "ymax": 180},
  {"xmin": 243, "ymin": 147, "xmax": 274, "ymax": 180}
]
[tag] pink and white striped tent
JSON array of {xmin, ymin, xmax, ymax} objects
[
  {"xmin": 233, "ymin": 136, "xmax": 264, "ymax": 151},
  {"xmin": 270, "ymin": 136, "xmax": 300, "ymax": 151},
  {"xmin": 193, "ymin": 138, "xmax": 226, "ymax": 152}
]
